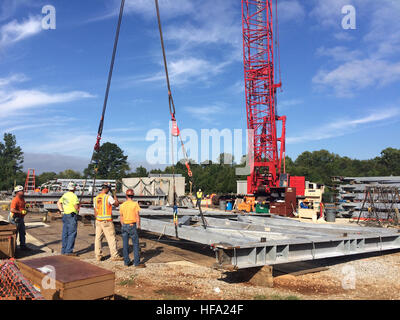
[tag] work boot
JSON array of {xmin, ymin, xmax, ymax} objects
[
  {"xmin": 134, "ymin": 263, "xmax": 146, "ymax": 269},
  {"xmin": 19, "ymin": 245, "xmax": 31, "ymax": 251},
  {"xmin": 65, "ymin": 253, "xmax": 78, "ymax": 257},
  {"xmin": 111, "ymin": 256, "xmax": 124, "ymax": 262}
]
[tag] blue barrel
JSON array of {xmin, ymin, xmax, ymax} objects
[{"xmin": 226, "ymin": 202, "xmax": 233, "ymax": 211}]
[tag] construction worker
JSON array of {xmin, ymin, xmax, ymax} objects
[
  {"xmin": 42, "ymin": 187, "xmax": 49, "ymax": 194},
  {"xmin": 9, "ymin": 186, "xmax": 29, "ymax": 250},
  {"xmin": 94, "ymin": 183, "xmax": 123, "ymax": 262},
  {"xmin": 119, "ymin": 189, "xmax": 146, "ymax": 268},
  {"xmin": 57, "ymin": 182, "xmax": 80, "ymax": 256},
  {"xmin": 300, "ymin": 201, "xmax": 309, "ymax": 209},
  {"xmin": 196, "ymin": 188, "xmax": 203, "ymax": 209}
]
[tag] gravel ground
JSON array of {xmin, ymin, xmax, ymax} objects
[{"xmin": 2, "ymin": 209, "xmax": 400, "ymax": 300}]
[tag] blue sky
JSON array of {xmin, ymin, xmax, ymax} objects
[{"xmin": 0, "ymin": 0, "xmax": 399, "ymax": 173}]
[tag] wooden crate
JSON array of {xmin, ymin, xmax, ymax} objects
[
  {"xmin": 0, "ymin": 222, "xmax": 17, "ymax": 259},
  {"xmin": 16, "ymin": 255, "xmax": 115, "ymax": 300}
]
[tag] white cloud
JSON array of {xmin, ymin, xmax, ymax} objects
[
  {"xmin": 0, "ymin": 73, "xmax": 28, "ymax": 87},
  {"xmin": 316, "ymin": 46, "xmax": 362, "ymax": 62},
  {"xmin": 94, "ymin": 1, "xmax": 241, "ymax": 88},
  {"xmin": 311, "ymin": 0, "xmax": 400, "ymax": 96},
  {"xmin": 278, "ymin": 99, "xmax": 303, "ymax": 109},
  {"xmin": 0, "ymin": 15, "xmax": 42, "ymax": 48},
  {"xmin": 363, "ymin": 1, "xmax": 400, "ymax": 59},
  {"xmin": 310, "ymin": 0, "xmax": 356, "ymax": 29},
  {"xmin": 0, "ymin": 89, "xmax": 95, "ymax": 118},
  {"xmin": 3, "ymin": 123, "xmax": 49, "ymax": 133},
  {"xmin": 2, "ymin": 116, "xmax": 78, "ymax": 133},
  {"xmin": 142, "ymin": 57, "xmax": 230, "ymax": 85},
  {"xmin": 28, "ymin": 132, "xmax": 96, "ymax": 154},
  {"xmin": 164, "ymin": 1, "xmax": 240, "ymax": 47},
  {"xmin": 333, "ymin": 32, "xmax": 355, "ymax": 42},
  {"xmin": 125, "ymin": 0, "xmax": 194, "ymax": 18},
  {"xmin": 287, "ymin": 108, "xmax": 400, "ymax": 144},
  {"xmin": 313, "ymin": 59, "xmax": 400, "ymax": 97},
  {"xmin": 0, "ymin": 0, "xmax": 36, "ymax": 23},
  {"xmin": 184, "ymin": 104, "xmax": 226, "ymax": 122},
  {"xmin": 278, "ymin": 0, "xmax": 306, "ymax": 22},
  {"xmin": 89, "ymin": 0, "xmax": 195, "ymax": 22}
]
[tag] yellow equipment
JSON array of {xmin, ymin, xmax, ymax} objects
[{"xmin": 237, "ymin": 196, "xmax": 256, "ymax": 213}]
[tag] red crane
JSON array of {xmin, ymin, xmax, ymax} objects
[{"xmin": 242, "ymin": 0, "xmax": 286, "ymax": 195}]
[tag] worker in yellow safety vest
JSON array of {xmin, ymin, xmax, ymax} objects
[
  {"xmin": 94, "ymin": 183, "xmax": 123, "ymax": 262},
  {"xmin": 196, "ymin": 189, "xmax": 203, "ymax": 209},
  {"xmin": 57, "ymin": 182, "xmax": 80, "ymax": 256}
]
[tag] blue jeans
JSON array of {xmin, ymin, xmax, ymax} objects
[
  {"xmin": 9, "ymin": 214, "xmax": 26, "ymax": 246},
  {"xmin": 62, "ymin": 213, "xmax": 78, "ymax": 254},
  {"xmin": 121, "ymin": 224, "xmax": 140, "ymax": 266}
]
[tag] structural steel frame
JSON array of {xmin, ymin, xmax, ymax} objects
[{"xmin": 43, "ymin": 205, "xmax": 400, "ymax": 270}]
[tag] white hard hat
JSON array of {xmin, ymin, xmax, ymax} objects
[
  {"xmin": 67, "ymin": 182, "xmax": 76, "ymax": 191},
  {"xmin": 14, "ymin": 185, "xmax": 24, "ymax": 192}
]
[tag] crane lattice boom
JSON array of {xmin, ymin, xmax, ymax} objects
[{"xmin": 242, "ymin": 0, "xmax": 286, "ymax": 194}]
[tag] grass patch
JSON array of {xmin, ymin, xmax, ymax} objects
[
  {"xmin": 286, "ymin": 295, "xmax": 300, "ymax": 300},
  {"xmin": 118, "ymin": 275, "xmax": 136, "ymax": 287},
  {"xmin": 254, "ymin": 294, "xmax": 268, "ymax": 300},
  {"xmin": 154, "ymin": 289, "xmax": 184, "ymax": 300},
  {"xmin": 269, "ymin": 294, "xmax": 300, "ymax": 300}
]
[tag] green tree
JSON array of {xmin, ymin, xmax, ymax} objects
[
  {"xmin": 127, "ymin": 166, "xmax": 149, "ymax": 178},
  {"xmin": 0, "ymin": 133, "xmax": 24, "ymax": 190},
  {"xmin": 84, "ymin": 142, "xmax": 130, "ymax": 179},
  {"xmin": 36, "ymin": 172, "xmax": 58, "ymax": 186},
  {"xmin": 379, "ymin": 148, "xmax": 400, "ymax": 175},
  {"xmin": 58, "ymin": 169, "xmax": 82, "ymax": 179}
]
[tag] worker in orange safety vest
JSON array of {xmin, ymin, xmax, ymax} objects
[{"xmin": 94, "ymin": 183, "xmax": 123, "ymax": 262}]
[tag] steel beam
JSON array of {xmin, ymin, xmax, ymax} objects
[
  {"xmin": 42, "ymin": 204, "xmax": 400, "ymax": 270},
  {"xmin": 24, "ymin": 193, "xmax": 167, "ymax": 204},
  {"xmin": 138, "ymin": 214, "xmax": 400, "ymax": 270}
]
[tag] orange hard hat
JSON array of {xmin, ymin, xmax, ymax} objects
[{"xmin": 126, "ymin": 189, "xmax": 134, "ymax": 196}]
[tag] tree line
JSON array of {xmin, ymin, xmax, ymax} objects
[{"xmin": 1, "ymin": 133, "xmax": 399, "ymax": 193}]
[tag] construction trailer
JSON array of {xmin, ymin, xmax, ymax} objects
[
  {"xmin": 122, "ymin": 174, "xmax": 185, "ymax": 206},
  {"xmin": 333, "ymin": 176, "xmax": 400, "ymax": 220}
]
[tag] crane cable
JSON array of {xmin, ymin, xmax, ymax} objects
[
  {"xmin": 155, "ymin": 0, "xmax": 207, "ymax": 230},
  {"xmin": 80, "ymin": 0, "xmax": 126, "ymax": 206}
]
